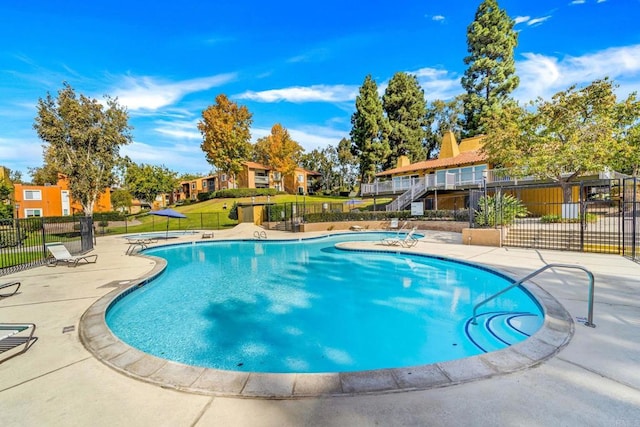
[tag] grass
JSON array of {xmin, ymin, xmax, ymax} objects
[{"xmin": 102, "ymin": 194, "xmax": 392, "ymax": 235}]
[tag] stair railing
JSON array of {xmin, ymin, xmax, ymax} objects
[{"xmin": 471, "ymin": 263, "xmax": 595, "ymax": 328}]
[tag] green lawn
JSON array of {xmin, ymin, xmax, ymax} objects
[{"xmin": 103, "ymin": 194, "xmax": 391, "ymax": 235}]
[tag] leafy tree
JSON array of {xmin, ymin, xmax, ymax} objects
[
  {"xmin": 0, "ymin": 179, "xmax": 13, "ymax": 219},
  {"xmin": 178, "ymin": 173, "xmax": 203, "ymax": 182},
  {"xmin": 28, "ymin": 162, "xmax": 60, "ymax": 186},
  {"xmin": 253, "ymin": 123, "xmax": 303, "ymax": 177},
  {"xmin": 198, "ymin": 94, "xmax": 253, "ymax": 186},
  {"xmin": 425, "ymin": 97, "xmax": 465, "ymax": 158},
  {"xmin": 8, "ymin": 170, "xmax": 22, "ymax": 184},
  {"xmin": 300, "ymin": 148, "xmax": 330, "ymax": 192},
  {"xmin": 33, "ymin": 83, "xmax": 132, "ymax": 216},
  {"xmin": 382, "ymin": 72, "xmax": 427, "ymax": 167},
  {"xmin": 612, "ymin": 92, "xmax": 640, "ymax": 176},
  {"xmin": 111, "ymin": 188, "xmax": 133, "ymax": 214},
  {"xmin": 350, "ymin": 75, "xmax": 390, "ymax": 186},
  {"xmin": 124, "ymin": 162, "xmax": 177, "ymax": 205},
  {"xmin": 461, "ymin": 0, "xmax": 519, "ymax": 136},
  {"xmin": 337, "ymin": 137, "xmax": 358, "ymax": 190},
  {"xmin": 483, "ymin": 79, "xmax": 627, "ymax": 204}
]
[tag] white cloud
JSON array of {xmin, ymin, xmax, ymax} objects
[
  {"xmin": 111, "ymin": 73, "xmax": 237, "ymax": 111},
  {"xmin": 515, "ymin": 44, "xmax": 640, "ymax": 101},
  {"xmin": 527, "ymin": 16, "xmax": 551, "ymax": 26},
  {"xmin": 0, "ymin": 137, "xmax": 43, "ymax": 176},
  {"xmin": 432, "ymin": 15, "xmax": 445, "ymax": 22},
  {"xmin": 411, "ymin": 67, "xmax": 462, "ymax": 101},
  {"xmin": 570, "ymin": 0, "xmax": 586, "ymax": 4},
  {"xmin": 153, "ymin": 119, "xmax": 202, "ymax": 140},
  {"xmin": 235, "ymin": 85, "xmax": 358, "ymax": 103},
  {"xmin": 514, "ymin": 16, "xmax": 530, "ymax": 25},
  {"xmin": 121, "ymin": 140, "xmax": 211, "ymax": 174}
]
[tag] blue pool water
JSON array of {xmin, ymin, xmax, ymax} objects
[{"xmin": 106, "ymin": 232, "xmax": 543, "ymax": 373}]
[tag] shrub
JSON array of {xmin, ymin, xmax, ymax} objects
[
  {"xmin": 228, "ymin": 202, "xmax": 238, "ymax": 220},
  {"xmin": 475, "ymin": 194, "xmax": 528, "ymax": 227}
]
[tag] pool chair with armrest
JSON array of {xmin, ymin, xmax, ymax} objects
[
  {"xmin": 387, "ymin": 218, "xmax": 400, "ymax": 231},
  {"xmin": 381, "ymin": 227, "xmax": 419, "ymax": 248},
  {"xmin": 46, "ymin": 242, "xmax": 98, "ymax": 267},
  {"xmin": 0, "ymin": 323, "xmax": 37, "ymax": 363},
  {"xmin": 0, "ymin": 281, "xmax": 20, "ymax": 298}
]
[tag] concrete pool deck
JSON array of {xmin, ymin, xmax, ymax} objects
[{"xmin": 1, "ymin": 225, "xmax": 640, "ymax": 426}]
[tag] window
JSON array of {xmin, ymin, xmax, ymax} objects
[
  {"xmin": 221, "ymin": 174, "xmax": 227, "ymax": 182},
  {"xmin": 23, "ymin": 190, "xmax": 42, "ymax": 200},
  {"xmin": 202, "ymin": 180, "xmax": 207, "ymax": 188},
  {"xmin": 25, "ymin": 208, "xmax": 42, "ymax": 217},
  {"xmin": 191, "ymin": 183, "xmax": 196, "ymax": 190}
]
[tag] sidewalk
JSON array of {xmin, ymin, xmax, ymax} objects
[{"xmin": 1, "ymin": 228, "xmax": 639, "ymax": 426}]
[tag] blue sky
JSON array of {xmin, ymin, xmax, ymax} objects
[{"xmin": 1, "ymin": 0, "xmax": 639, "ymax": 178}]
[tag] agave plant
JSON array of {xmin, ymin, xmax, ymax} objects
[{"xmin": 475, "ymin": 193, "xmax": 528, "ymax": 227}]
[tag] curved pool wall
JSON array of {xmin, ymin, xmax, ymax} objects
[{"xmin": 79, "ymin": 236, "xmax": 574, "ymax": 398}]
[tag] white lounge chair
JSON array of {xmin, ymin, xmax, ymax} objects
[
  {"xmin": 387, "ymin": 218, "xmax": 400, "ymax": 231},
  {"xmin": 1, "ymin": 323, "xmax": 37, "ymax": 363},
  {"xmin": 46, "ymin": 242, "xmax": 98, "ymax": 267},
  {"xmin": 381, "ymin": 227, "xmax": 419, "ymax": 248}
]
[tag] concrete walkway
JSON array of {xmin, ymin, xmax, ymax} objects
[{"xmin": 1, "ymin": 227, "xmax": 639, "ymax": 426}]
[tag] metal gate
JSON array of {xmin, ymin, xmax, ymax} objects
[
  {"xmin": 472, "ymin": 180, "xmax": 623, "ymax": 254},
  {"xmin": 622, "ymin": 177, "xmax": 639, "ymax": 262}
]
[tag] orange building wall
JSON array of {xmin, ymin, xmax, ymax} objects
[{"xmin": 13, "ymin": 176, "xmax": 111, "ymax": 218}]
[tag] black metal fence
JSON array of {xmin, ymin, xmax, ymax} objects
[
  {"xmin": 95, "ymin": 212, "xmax": 236, "ymax": 236},
  {"xmin": 622, "ymin": 177, "xmax": 639, "ymax": 262},
  {"xmin": 261, "ymin": 202, "xmax": 350, "ymax": 232},
  {"xmin": 0, "ymin": 216, "xmax": 94, "ymax": 276},
  {"xmin": 470, "ymin": 179, "xmax": 624, "ymax": 255}
]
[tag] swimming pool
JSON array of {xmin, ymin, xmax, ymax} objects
[{"xmin": 106, "ymin": 232, "xmax": 543, "ymax": 374}]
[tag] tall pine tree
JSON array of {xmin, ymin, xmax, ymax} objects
[
  {"xmin": 350, "ymin": 75, "xmax": 390, "ymax": 185},
  {"xmin": 382, "ymin": 72, "xmax": 427, "ymax": 168},
  {"xmin": 461, "ymin": 0, "xmax": 518, "ymax": 137}
]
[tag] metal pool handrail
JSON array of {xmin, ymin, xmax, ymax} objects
[{"xmin": 471, "ymin": 263, "xmax": 596, "ymax": 328}]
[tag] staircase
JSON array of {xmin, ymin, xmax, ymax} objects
[
  {"xmin": 465, "ymin": 311, "xmax": 542, "ymax": 353},
  {"xmin": 386, "ymin": 179, "xmax": 428, "ymax": 211}
]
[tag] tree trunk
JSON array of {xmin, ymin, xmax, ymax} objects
[{"xmin": 560, "ymin": 181, "xmax": 573, "ymax": 204}]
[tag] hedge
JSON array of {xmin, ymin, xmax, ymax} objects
[
  {"xmin": 303, "ymin": 209, "xmax": 469, "ymax": 223},
  {"xmin": 197, "ymin": 188, "xmax": 282, "ymax": 201}
]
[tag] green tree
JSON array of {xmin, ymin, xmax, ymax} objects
[
  {"xmin": 612, "ymin": 92, "xmax": 640, "ymax": 176},
  {"xmin": 28, "ymin": 161, "xmax": 60, "ymax": 185},
  {"xmin": 337, "ymin": 137, "xmax": 357, "ymax": 190},
  {"xmin": 461, "ymin": 0, "xmax": 519, "ymax": 136},
  {"xmin": 198, "ymin": 94, "xmax": 253, "ymax": 186},
  {"xmin": 0, "ymin": 179, "xmax": 13, "ymax": 219},
  {"xmin": 350, "ymin": 75, "xmax": 390, "ymax": 186},
  {"xmin": 253, "ymin": 123, "xmax": 303, "ymax": 178},
  {"xmin": 483, "ymin": 79, "xmax": 627, "ymax": 204},
  {"xmin": 425, "ymin": 97, "xmax": 465, "ymax": 158},
  {"xmin": 124, "ymin": 163, "xmax": 177, "ymax": 206},
  {"xmin": 382, "ymin": 72, "xmax": 427, "ymax": 168},
  {"xmin": 111, "ymin": 188, "xmax": 133, "ymax": 214},
  {"xmin": 33, "ymin": 83, "xmax": 132, "ymax": 216}
]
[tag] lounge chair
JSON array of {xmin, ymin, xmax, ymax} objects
[
  {"xmin": 0, "ymin": 281, "xmax": 20, "ymax": 298},
  {"xmin": 381, "ymin": 227, "xmax": 419, "ymax": 248},
  {"xmin": 46, "ymin": 242, "xmax": 98, "ymax": 267},
  {"xmin": 1, "ymin": 323, "xmax": 37, "ymax": 363},
  {"xmin": 387, "ymin": 218, "xmax": 400, "ymax": 231},
  {"xmin": 125, "ymin": 237, "xmax": 157, "ymax": 255},
  {"xmin": 202, "ymin": 231, "xmax": 214, "ymax": 239}
]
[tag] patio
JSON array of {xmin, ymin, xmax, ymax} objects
[{"xmin": 1, "ymin": 226, "xmax": 639, "ymax": 426}]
